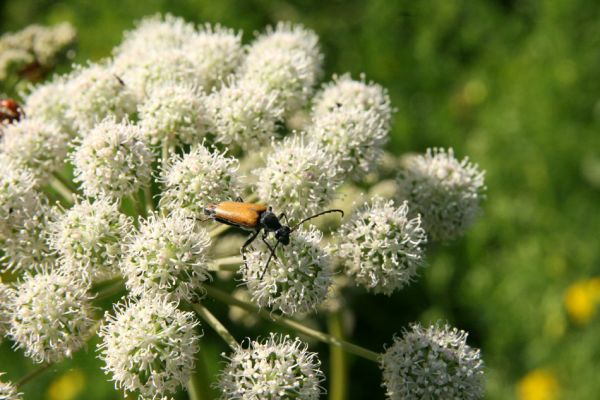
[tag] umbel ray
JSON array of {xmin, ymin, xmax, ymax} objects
[{"xmin": 203, "ymin": 200, "xmax": 344, "ymax": 279}]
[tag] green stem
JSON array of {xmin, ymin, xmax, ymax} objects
[
  {"xmin": 48, "ymin": 176, "xmax": 75, "ymax": 206},
  {"xmin": 132, "ymin": 194, "xmax": 147, "ymax": 219},
  {"xmin": 15, "ymin": 364, "xmax": 51, "ymax": 388},
  {"xmin": 186, "ymin": 348, "xmax": 212, "ymax": 400},
  {"xmin": 328, "ymin": 311, "xmax": 348, "ymax": 400},
  {"xmin": 144, "ymin": 186, "xmax": 155, "ymax": 213},
  {"xmin": 93, "ymin": 281, "xmax": 126, "ymax": 302},
  {"xmin": 209, "ymin": 255, "xmax": 243, "ymax": 272},
  {"xmin": 208, "ymin": 223, "xmax": 231, "ymax": 238},
  {"xmin": 203, "ymin": 286, "xmax": 381, "ymax": 363},
  {"xmin": 52, "ymin": 171, "xmax": 79, "ymax": 194},
  {"xmin": 190, "ymin": 302, "xmax": 238, "ymax": 350}
]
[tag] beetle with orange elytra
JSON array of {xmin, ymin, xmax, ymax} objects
[{"xmin": 203, "ymin": 200, "xmax": 343, "ymax": 279}]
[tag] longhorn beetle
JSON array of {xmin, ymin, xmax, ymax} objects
[
  {"xmin": 203, "ymin": 201, "xmax": 343, "ymax": 279},
  {"xmin": 0, "ymin": 98, "xmax": 23, "ymax": 125}
]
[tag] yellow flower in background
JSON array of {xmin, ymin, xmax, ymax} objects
[
  {"xmin": 517, "ymin": 369, "xmax": 559, "ymax": 400},
  {"xmin": 564, "ymin": 277, "xmax": 600, "ymax": 324},
  {"xmin": 47, "ymin": 369, "xmax": 85, "ymax": 400}
]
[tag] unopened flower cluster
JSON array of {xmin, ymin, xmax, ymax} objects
[{"xmin": 0, "ymin": 15, "xmax": 487, "ymax": 399}]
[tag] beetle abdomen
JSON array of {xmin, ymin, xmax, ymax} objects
[{"xmin": 205, "ymin": 201, "xmax": 267, "ymax": 229}]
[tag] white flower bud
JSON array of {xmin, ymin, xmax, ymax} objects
[
  {"xmin": 160, "ymin": 145, "xmax": 241, "ymax": 217},
  {"xmin": 208, "ymin": 79, "xmax": 284, "ymax": 150},
  {"xmin": 218, "ymin": 333, "xmax": 324, "ymax": 400},
  {"xmin": 397, "ymin": 148, "xmax": 486, "ymax": 241},
  {"xmin": 307, "ymin": 106, "xmax": 388, "ymax": 180},
  {"xmin": 255, "ymin": 136, "xmax": 340, "ymax": 220},
  {"xmin": 72, "ymin": 118, "xmax": 152, "ymax": 200},
  {"xmin": 0, "ymin": 282, "xmax": 13, "ymax": 342},
  {"xmin": 241, "ymin": 22, "xmax": 323, "ymax": 115},
  {"xmin": 65, "ymin": 63, "xmax": 138, "ymax": 133},
  {"xmin": 138, "ymin": 82, "xmax": 211, "ymax": 146},
  {"xmin": 312, "ymin": 73, "xmax": 392, "ymax": 127},
  {"xmin": 122, "ymin": 212, "xmax": 212, "ymax": 302},
  {"xmin": 182, "ymin": 24, "xmax": 243, "ymax": 91},
  {"xmin": 381, "ymin": 323, "xmax": 485, "ymax": 400},
  {"xmin": 338, "ymin": 198, "xmax": 427, "ymax": 295},
  {"xmin": 0, "ymin": 374, "xmax": 22, "ymax": 400},
  {"xmin": 1, "ymin": 118, "xmax": 69, "ymax": 181},
  {"xmin": 9, "ymin": 269, "xmax": 96, "ymax": 363},
  {"xmin": 49, "ymin": 198, "xmax": 133, "ymax": 281},
  {"xmin": 243, "ymin": 227, "xmax": 332, "ymax": 315},
  {"xmin": 22, "ymin": 76, "xmax": 76, "ymax": 136},
  {"xmin": 98, "ymin": 297, "xmax": 201, "ymax": 399}
]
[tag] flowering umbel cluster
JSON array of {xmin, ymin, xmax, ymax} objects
[{"xmin": 0, "ymin": 14, "xmax": 487, "ymax": 400}]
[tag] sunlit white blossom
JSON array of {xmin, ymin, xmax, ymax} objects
[
  {"xmin": 0, "ymin": 374, "xmax": 22, "ymax": 400},
  {"xmin": 218, "ymin": 333, "xmax": 324, "ymax": 400},
  {"xmin": 255, "ymin": 136, "xmax": 340, "ymax": 220},
  {"xmin": 160, "ymin": 145, "xmax": 241, "ymax": 217},
  {"xmin": 381, "ymin": 323, "xmax": 485, "ymax": 400},
  {"xmin": 243, "ymin": 227, "xmax": 332, "ymax": 315},
  {"xmin": 0, "ymin": 156, "xmax": 40, "ymax": 238},
  {"xmin": 241, "ymin": 22, "xmax": 322, "ymax": 114},
  {"xmin": 22, "ymin": 76, "xmax": 75, "ymax": 135},
  {"xmin": 307, "ymin": 105, "xmax": 388, "ymax": 179},
  {"xmin": 122, "ymin": 212, "xmax": 212, "ymax": 302},
  {"xmin": 0, "ymin": 282, "xmax": 13, "ymax": 342},
  {"xmin": 208, "ymin": 78, "xmax": 284, "ymax": 149},
  {"xmin": 49, "ymin": 198, "xmax": 133, "ymax": 281},
  {"xmin": 65, "ymin": 63, "xmax": 138, "ymax": 133},
  {"xmin": 1, "ymin": 117, "xmax": 69, "ymax": 181},
  {"xmin": 72, "ymin": 118, "xmax": 152, "ymax": 200},
  {"xmin": 338, "ymin": 198, "xmax": 427, "ymax": 295},
  {"xmin": 182, "ymin": 24, "xmax": 243, "ymax": 91},
  {"xmin": 10, "ymin": 269, "xmax": 96, "ymax": 363},
  {"xmin": 312, "ymin": 73, "xmax": 392, "ymax": 127},
  {"xmin": 396, "ymin": 148, "xmax": 486, "ymax": 241},
  {"xmin": 98, "ymin": 297, "xmax": 201, "ymax": 399},
  {"xmin": 138, "ymin": 82, "xmax": 211, "ymax": 146}
]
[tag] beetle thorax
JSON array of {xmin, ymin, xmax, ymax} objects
[{"xmin": 260, "ymin": 210, "xmax": 282, "ymax": 232}]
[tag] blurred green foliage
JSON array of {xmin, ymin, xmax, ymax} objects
[{"xmin": 2, "ymin": 0, "xmax": 600, "ymax": 399}]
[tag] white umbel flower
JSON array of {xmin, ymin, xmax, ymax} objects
[
  {"xmin": 22, "ymin": 76, "xmax": 75, "ymax": 136},
  {"xmin": 122, "ymin": 212, "xmax": 212, "ymax": 302},
  {"xmin": 243, "ymin": 227, "xmax": 332, "ymax": 315},
  {"xmin": 65, "ymin": 63, "xmax": 137, "ymax": 133},
  {"xmin": 2, "ymin": 202, "xmax": 56, "ymax": 272},
  {"xmin": 9, "ymin": 269, "xmax": 96, "ymax": 363},
  {"xmin": 0, "ymin": 374, "xmax": 22, "ymax": 400},
  {"xmin": 160, "ymin": 145, "xmax": 241, "ymax": 217},
  {"xmin": 307, "ymin": 106, "xmax": 388, "ymax": 179},
  {"xmin": 0, "ymin": 156, "xmax": 40, "ymax": 238},
  {"xmin": 241, "ymin": 23, "xmax": 323, "ymax": 115},
  {"xmin": 218, "ymin": 333, "xmax": 324, "ymax": 400},
  {"xmin": 397, "ymin": 148, "xmax": 486, "ymax": 241},
  {"xmin": 254, "ymin": 136, "xmax": 340, "ymax": 220},
  {"xmin": 138, "ymin": 82, "xmax": 211, "ymax": 146},
  {"xmin": 338, "ymin": 198, "xmax": 427, "ymax": 295},
  {"xmin": 381, "ymin": 323, "xmax": 485, "ymax": 400},
  {"xmin": 49, "ymin": 198, "xmax": 133, "ymax": 281},
  {"xmin": 0, "ymin": 282, "xmax": 13, "ymax": 342},
  {"xmin": 208, "ymin": 79, "xmax": 284, "ymax": 150},
  {"xmin": 1, "ymin": 117, "xmax": 69, "ymax": 181},
  {"xmin": 113, "ymin": 14, "xmax": 196, "ymax": 59},
  {"xmin": 312, "ymin": 73, "xmax": 392, "ymax": 128},
  {"xmin": 98, "ymin": 297, "xmax": 201, "ymax": 399},
  {"xmin": 182, "ymin": 24, "xmax": 243, "ymax": 91},
  {"xmin": 72, "ymin": 118, "xmax": 152, "ymax": 200},
  {"xmin": 115, "ymin": 47, "xmax": 199, "ymax": 101}
]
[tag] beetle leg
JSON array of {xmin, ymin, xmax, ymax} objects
[
  {"xmin": 261, "ymin": 233, "xmax": 278, "ymax": 260},
  {"xmin": 241, "ymin": 229, "xmax": 261, "ymax": 272},
  {"xmin": 236, "ymin": 196, "xmax": 244, "ymax": 202},
  {"xmin": 278, "ymin": 213, "xmax": 289, "ymax": 225},
  {"xmin": 259, "ymin": 240, "xmax": 280, "ymax": 280}
]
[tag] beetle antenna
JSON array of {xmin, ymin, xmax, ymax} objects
[
  {"xmin": 291, "ymin": 209, "xmax": 344, "ymax": 231},
  {"xmin": 259, "ymin": 240, "xmax": 280, "ymax": 280}
]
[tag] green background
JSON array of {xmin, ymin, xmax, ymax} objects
[{"xmin": 2, "ymin": 0, "xmax": 600, "ymax": 399}]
